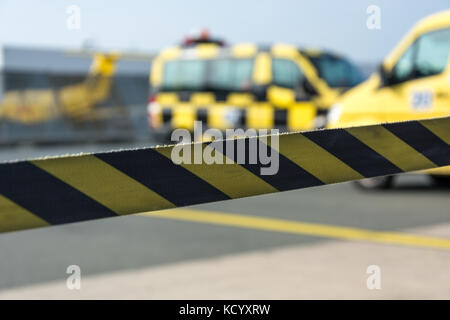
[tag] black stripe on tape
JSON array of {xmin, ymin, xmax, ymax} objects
[
  {"xmin": 96, "ymin": 149, "xmax": 230, "ymax": 207},
  {"xmin": 303, "ymin": 129, "xmax": 401, "ymax": 178},
  {"xmin": 218, "ymin": 137, "xmax": 324, "ymax": 191},
  {"xmin": 383, "ymin": 121, "xmax": 450, "ymax": 167},
  {"xmin": 0, "ymin": 162, "xmax": 117, "ymax": 224}
]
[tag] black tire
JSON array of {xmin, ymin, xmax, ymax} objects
[
  {"xmin": 431, "ymin": 175, "xmax": 450, "ymax": 188},
  {"xmin": 353, "ymin": 176, "xmax": 394, "ymax": 190}
]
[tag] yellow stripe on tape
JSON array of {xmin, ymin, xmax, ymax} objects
[
  {"xmin": 0, "ymin": 194, "xmax": 48, "ymax": 232},
  {"xmin": 420, "ymin": 117, "xmax": 450, "ymax": 145},
  {"xmin": 272, "ymin": 134, "xmax": 363, "ymax": 184},
  {"xmin": 143, "ymin": 209, "xmax": 450, "ymax": 250},
  {"xmin": 32, "ymin": 155, "xmax": 175, "ymax": 215},
  {"xmin": 346, "ymin": 125, "xmax": 436, "ymax": 172},
  {"xmin": 157, "ymin": 146, "xmax": 278, "ymax": 199}
]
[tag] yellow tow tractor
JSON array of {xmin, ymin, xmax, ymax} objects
[
  {"xmin": 147, "ymin": 30, "xmax": 364, "ymax": 140},
  {"xmin": 328, "ymin": 10, "xmax": 450, "ymax": 189}
]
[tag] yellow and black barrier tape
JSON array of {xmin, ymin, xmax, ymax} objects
[{"xmin": 0, "ymin": 116, "xmax": 449, "ymax": 233}]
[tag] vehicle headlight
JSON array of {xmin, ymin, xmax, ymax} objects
[{"xmin": 327, "ymin": 104, "xmax": 342, "ymax": 124}]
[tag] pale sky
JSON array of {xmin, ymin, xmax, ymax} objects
[{"xmin": 0, "ymin": 0, "xmax": 448, "ymax": 63}]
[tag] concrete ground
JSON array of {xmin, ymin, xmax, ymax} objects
[{"xmin": 0, "ymin": 143, "xmax": 449, "ymax": 299}]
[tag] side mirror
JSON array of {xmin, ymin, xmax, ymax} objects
[{"xmin": 379, "ymin": 64, "xmax": 393, "ymax": 87}]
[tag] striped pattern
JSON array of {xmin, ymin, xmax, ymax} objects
[
  {"xmin": 160, "ymin": 104, "xmax": 315, "ymax": 131},
  {"xmin": 0, "ymin": 116, "xmax": 449, "ymax": 233}
]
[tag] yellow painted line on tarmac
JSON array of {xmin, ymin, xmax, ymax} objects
[{"xmin": 140, "ymin": 209, "xmax": 450, "ymax": 250}]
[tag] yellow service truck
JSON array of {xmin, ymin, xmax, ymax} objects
[
  {"xmin": 327, "ymin": 10, "xmax": 450, "ymax": 189},
  {"xmin": 147, "ymin": 33, "xmax": 364, "ymax": 140}
]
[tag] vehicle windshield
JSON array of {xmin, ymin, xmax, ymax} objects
[
  {"xmin": 306, "ymin": 54, "xmax": 365, "ymax": 88},
  {"xmin": 161, "ymin": 58, "xmax": 254, "ymax": 92}
]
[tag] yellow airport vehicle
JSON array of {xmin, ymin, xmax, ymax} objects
[
  {"xmin": 147, "ymin": 31, "xmax": 364, "ymax": 139},
  {"xmin": 0, "ymin": 53, "xmax": 120, "ymax": 124},
  {"xmin": 327, "ymin": 10, "xmax": 450, "ymax": 189}
]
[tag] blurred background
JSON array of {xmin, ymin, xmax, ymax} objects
[
  {"xmin": 0, "ymin": 0, "xmax": 447, "ymax": 145},
  {"xmin": 0, "ymin": 0, "xmax": 449, "ymax": 299}
]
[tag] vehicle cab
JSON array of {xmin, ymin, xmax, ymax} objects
[{"xmin": 327, "ymin": 10, "xmax": 450, "ymax": 188}]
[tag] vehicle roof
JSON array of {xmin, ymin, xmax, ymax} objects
[
  {"xmin": 384, "ymin": 10, "xmax": 450, "ymax": 68},
  {"xmin": 156, "ymin": 42, "xmax": 347, "ymax": 61},
  {"xmin": 414, "ymin": 9, "xmax": 450, "ymax": 33}
]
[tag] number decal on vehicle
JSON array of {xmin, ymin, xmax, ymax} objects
[{"xmin": 410, "ymin": 90, "xmax": 433, "ymax": 110}]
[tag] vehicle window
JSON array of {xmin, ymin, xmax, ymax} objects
[
  {"xmin": 391, "ymin": 27, "xmax": 450, "ymax": 84},
  {"xmin": 209, "ymin": 59, "xmax": 253, "ymax": 91},
  {"xmin": 162, "ymin": 58, "xmax": 253, "ymax": 91},
  {"xmin": 392, "ymin": 43, "xmax": 416, "ymax": 83},
  {"xmin": 415, "ymin": 28, "xmax": 450, "ymax": 78},
  {"xmin": 307, "ymin": 54, "xmax": 365, "ymax": 88},
  {"xmin": 162, "ymin": 59, "xmax": 207, "ymax": 90},
  {"xmin": 272, "ymin": 58, "xmax": 304, "ymax": 89}
]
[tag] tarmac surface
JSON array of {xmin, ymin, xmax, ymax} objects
[{"xmin": 0, "ymin": 142, "xmax": 449, "ymax": 299}]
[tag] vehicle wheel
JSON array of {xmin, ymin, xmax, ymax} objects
[
  {"xmin": 431, "ymin": 175, "xmax": 450, "ymax": 188},
  {"xmin": 353, "ymin": 176, "xmax": 394, "ymax": 190}
]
